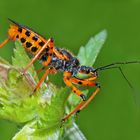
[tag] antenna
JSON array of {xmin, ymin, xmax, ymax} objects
[
  {"xmin": 95, "ymin": 61, "xmax": 140, "ymax": 72},
  {"xmin": 94, "ymin": 61, "xmax": 140, "ymax": 107},
  {"xmin": 94, "ymin": 61, "xmax": 140, "ymax": 89}
]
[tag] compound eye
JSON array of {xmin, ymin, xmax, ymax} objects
[
  {"xmin": 91, "ymin": 68, "xmax": 98, "ymax": 76},
  {"xmin": 94, "ymin": 71, "xmax": 98, "ymax": 76}
]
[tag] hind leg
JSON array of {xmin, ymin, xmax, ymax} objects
[
  {"xmin": 23, "ymin": 38, "xmax": 54, "ymax": 73},
  {"xmin": 0, "ymin": 38, "xmax": 10, "ymax": 48}
]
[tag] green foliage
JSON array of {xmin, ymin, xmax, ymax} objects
[
  {"xmin": 12, "ymin": 41, "xmax": 39, "ymax": 82},
  {"xmin": 77, "ymin": 30, "xmax": 107, "ymax": 66},
  {"xmin": 0, "ymin": 30, "xmax": 107, "ymax": 140}
]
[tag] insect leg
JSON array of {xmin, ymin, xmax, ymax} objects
[
  {"xmin": 34, "ymin": 68, "xmax": 57, "ymax": 92},
  {"xmin": 63, "ymin": 75, "xmax": 99, "ymax": 121},
  {"xmin": 71, "ymin": 75, "xmax": 97, "ymax": 86},
  {"xmin": 62, "ymin": 100, "xmax": 85, "ymax": 121},
  {"xmin": 34, "ymin": 69, "xmax": 50, "ymax": 92},
  {"xmin": 83, "ymin": 76, "xmax": 97, "ymax": 81},
  {"xmin": 36, "ymin": 67, "xmax": 45, "ymax": 74},
  {"xmin": 78, "ymin": 87, "xmax": 100, "ymax": 112},
  {"xmin": 62, "ymin": 72, "xmax": 86, "ymax": 121},
  {"xmin": 63, "ymin": 72, "xmax": 86, "ymax": 99},
  {"xmin": 23, "ymin": 38, "xmax": 54, "ymax": 73},
  {"xmin": 0, "ymin": 38, "xmax": 10, "ymax": 48},
  {"xmin": 70, "ymin": 76, "xmax": 100, "ymax": 113}
]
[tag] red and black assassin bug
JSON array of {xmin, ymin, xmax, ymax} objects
[{"xmin": 0, "ymin": 19, "xmax": 140, "ymax": 121}]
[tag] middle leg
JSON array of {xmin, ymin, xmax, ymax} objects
[{"xmin": 34, "ymin": 67, "xmax": 57, "ymax": 92}]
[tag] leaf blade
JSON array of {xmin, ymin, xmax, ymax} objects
[{"xmin": 77, "ymin": 29, "xmax": 107, "ymax": 66}]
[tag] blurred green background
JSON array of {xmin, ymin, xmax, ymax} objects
[{"xmin": 0, "ymin": 0, "xmax": 140, "ymax": 140}]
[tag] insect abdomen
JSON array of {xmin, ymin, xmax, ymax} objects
[{"xmin": 8, "ymin": 24, "xmax": 47, "ymax": 56}]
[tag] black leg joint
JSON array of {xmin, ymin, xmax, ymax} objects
[
  {"xmin": 95, "ymin": 82, "xmax": 101, "ymax": 88},
  {"xmin": 80, "ymin": 94, "xmax": 86, "ymax": 101}
]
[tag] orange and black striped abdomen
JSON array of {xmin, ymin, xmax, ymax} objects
[{"xmin": 8, "ymin": 19, "xmax": 49, "ymax": 57}]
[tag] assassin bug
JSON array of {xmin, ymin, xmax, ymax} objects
[{"xmin": 0, "ymin": 19, "xmax": 140, "ymax": 121}]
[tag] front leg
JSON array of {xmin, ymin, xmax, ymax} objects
[
  {"xmin": 62, "ymin": 72, "xmax": 86, "ymax": 121},
  {"xmin": 62, "ymin": 72, "xmax": 99, "ymax": 121},
  {"xmin": 63, "ymin": 71, "xmax": 86, "ymax": 100},
  {"xmin": 69, "ymin": 76, "xmax": 100, "ymax": 113}
]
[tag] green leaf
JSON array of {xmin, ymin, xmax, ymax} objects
[
  {"xmin": 77, "ymin": 29, "xmax": 107, "ymax": 66},
  {"xmin": 12, "ymin": 121, "xmax": 61, "ymax": 140},
  {"xmin": 63, "ymin": 122, "xmax": 87, "ymax": 140},
  {"xmin": 12, "ymin": 40, "xmax": 38, "ymax": 82},
  {"xmin": 0, "ymin": 56, "xmax": 11, "ymax": 65},
  {"xmin": 12, "ymin": 87, "xmax": 70, "ymax": 140}
]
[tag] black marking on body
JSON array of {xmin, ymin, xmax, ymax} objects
[
  {"xmin": 32, "ymin": 36, "xmax": 38, "ymax": 41},
  {"xmin": 25, "ymin": 30, "xmax": 31, "ymax": 37},
  {"xmin": 20, "ymin": 37, "xmax": 26, "ymax": 43},
  {"xmin": 18, "ymin": 27, "xmax": 22, "ymax": 33},
  {"xmin": 46, "ymin": 47, "xmax": 49, "ymax": 52},
  {"xmin": 73, "ymin": 90, "xmax": 76, "ymax": 93},
  {"xmin": 41, "ymin": 55, "xmax": 47, "ymax": 61},
  {"xmin": 16, "ymin": 35, "xmax": 19, "ymax": 38},
  {"xmin": 31, "ymin": 46, "xmax": 38, "ymax": 52},
  {"xmin": 26, "ymin": 42, "xmax": 32, "ymax": 48},
  {"xmin": 39, "ymin": 41, "xmax": 45, "ymax": 47},
  {"xmin": 78, "ymin": 81, "xmax": 82, "ymax": 85}
]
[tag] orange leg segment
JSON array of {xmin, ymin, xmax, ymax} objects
[
  {"xmin": 70, "ymin": 77, "xmax": 97, "ymax": 86},
  {"xmin": 34, "ymin": 69, "xmax": 50, "ymax": 92},
  {"xmin": 79, "ymin": 87, "xmax": 100, "ymax": 112},
  {"xmin": 62, "ymin": 100, "xmax": 85, "ymax": 121},
  {"xmin": 0, "ymin": 38, "xmax": 10, "ymax": 48},
  {"xmin": 62, "ymin": 87, "xmax": 100, "ymax": 121},
  {"xmin": 36, "ymin": 67, "xmax": 45, "ymax": 74},
  {"xmin": 34, "ymin": 68, "xmax": 57, "ymax": 92}
]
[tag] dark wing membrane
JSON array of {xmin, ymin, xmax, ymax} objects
[{"xmin": 8, "ymin": 18, "xmax": 46, "ymax": 39}]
